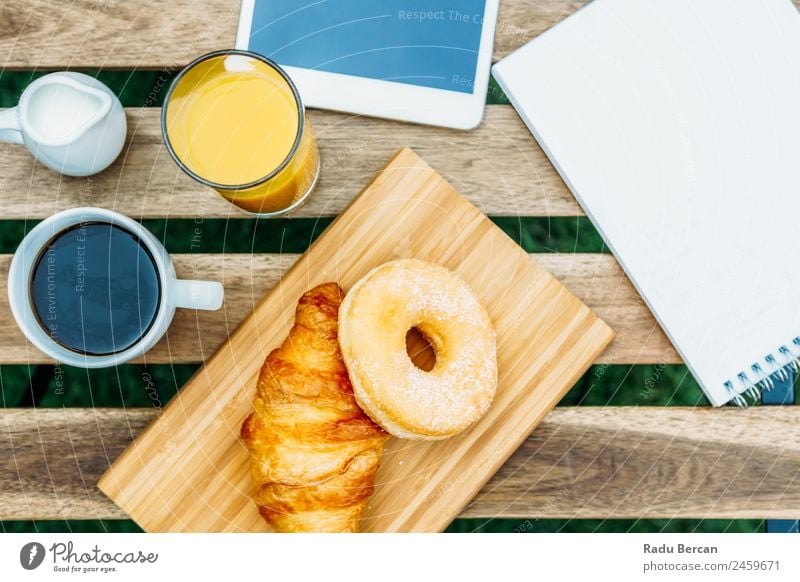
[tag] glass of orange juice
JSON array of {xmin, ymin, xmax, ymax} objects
[{"xmin": 162, "ymin": 50, "xmax": 320, "ymax": 216}]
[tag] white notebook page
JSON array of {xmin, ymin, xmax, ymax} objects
[{"xmin": 494, "ymin": 0, "xmax": 800, "ymax": 405}]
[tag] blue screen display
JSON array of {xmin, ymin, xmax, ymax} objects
[{"xmin": 247, "ymin": 0, "xmax": 487, "ymax": 94}]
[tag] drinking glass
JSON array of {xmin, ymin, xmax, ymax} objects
[{"xmin": 162, "ymin": 50, "xmax": 320, "ymax": 216}]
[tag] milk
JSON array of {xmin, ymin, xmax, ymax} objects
[{"xmin": 26, "ymin": 82, "xmax": 107, "ymax": 141}]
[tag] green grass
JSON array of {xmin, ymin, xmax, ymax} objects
[
  {"xmin": 1, "ymin": 518, "xmax": 764, "ymax": 534},
  {"xmin": 0, "ymin": 70, "xmax": 178, "ymax": 109},
  {"xmin": 446, "ymin": 519, "xmax": 765, "ymax": 533},
  {"xmin": 0, "ymin": 363, "xmax": 708, "ymax": 409},
  {"xmin": 0, "ymin": 70, "xmax": 511, "ymax": 108},
  {"xmin": 0, "ymin": 364, "xmax": 196, "ymax": 408},
  {"xmin": 0, "ymin": 217, "xmax": 605, "ymax": 255},
  {"xmin": 2, "ymin": 520, "xmax": 145, "ymax": 534}
]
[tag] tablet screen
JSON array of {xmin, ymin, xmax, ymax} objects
[{"xmin": 246, "ymin": 0, "xmax": 487, "ymax": 94}]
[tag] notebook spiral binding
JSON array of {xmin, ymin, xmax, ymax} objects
[{"xmin": 723, "ymin": 337, "xmax": 800, "ymax": 407}]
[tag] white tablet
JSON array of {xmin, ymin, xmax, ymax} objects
[{"xmin": 236, "ymin": 0, "xmax": 499, "ymax": 129}]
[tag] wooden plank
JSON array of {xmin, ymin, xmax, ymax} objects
[
  {"xmin": 0, "ymin": 107, "xmax": 579, "ymax": 219},
  {"xmin": 2, "ymin": 407, "xmax": 799, "ymax": 521},
  {"xmin": 6, "ymin": 0, "xmax": 797, "ymax": 70},
  {"xmin": 97, "ymin": 148, "xmax": 613, "ymax": 533},
  {"xmin": 0, "ymin": 252, "xmax": 676, "ymax": 365},
  {"xmin": 762, "ymin": 370, "xmax": 799, "ymax": 534},
  {"xmin": 0, "ymin": 0, "xmax": 590, "ymax": 69}
]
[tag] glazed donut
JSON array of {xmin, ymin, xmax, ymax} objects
[{"xmin": 338, "ymin": 259, "xmax": 497, "ymax": 440}]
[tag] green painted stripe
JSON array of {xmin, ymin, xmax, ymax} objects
[
  {"xmin": 0, "ymin": 364, "xmax": 710, "ymax": 408},
  {"xmin": 0, "ymin": 217, "xmax": 605, "ymax": 255},
  {"xmin": 0, "ymin": 70, "xmax": 509, "ymax": 108},
  {"xmin": 0, "ymin": 518, "xmax": 764, "ymax": 533}
]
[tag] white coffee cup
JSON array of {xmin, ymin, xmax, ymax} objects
[{"xmin": 8, "ymin": 207, "xmax": 224, "ymax": 368}]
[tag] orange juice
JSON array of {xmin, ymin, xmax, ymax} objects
[{"xmin": 163, "ymin": 51, "xmax": 319, "ymax": 215}]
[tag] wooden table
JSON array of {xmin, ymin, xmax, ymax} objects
[{"xmin": 1, "ymin": 0, "xmax": 799, "ymax": 525}]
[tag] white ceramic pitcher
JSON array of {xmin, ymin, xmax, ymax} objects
[{"xmin": 0, "ymin": 72, "xmax": 127, "ymax": 176}]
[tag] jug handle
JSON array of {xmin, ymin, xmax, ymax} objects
[{"xmin": 0, "ymin": 107, "xmax": 23, "ymax": 145}]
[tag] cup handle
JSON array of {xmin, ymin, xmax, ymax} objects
[
  {"xmin": 0, "ymin": 107, "xmax": 24, "ymax": 144},
  {"xmin": 173, "ymin": 279, "xmax": 224, "ymax": 311}
]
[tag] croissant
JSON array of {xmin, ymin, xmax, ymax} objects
[{"xmin": 241, "ymin": 283, "xmax": 388, "ymax": 532}]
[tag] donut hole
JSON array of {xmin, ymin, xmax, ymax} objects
[{"xmin": 405, "ymin": 327, "xmax": 436, "ymax": 372}]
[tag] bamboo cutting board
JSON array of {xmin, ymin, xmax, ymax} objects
[{"xmin": 98, "ymin": 148, "xmax": 613, "ymax": 532}]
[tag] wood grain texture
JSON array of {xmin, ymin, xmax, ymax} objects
[
  {"xmin": 7, "ymin": 0, "xmax": 798, "ymax": 69},
  {"xmin": 0, "ymin": 106, "xmax": 578, "ymax": 218},
  {"xmin": 0, "ymin": 0, "xmax": 591, "ymax": 69},
  {"xmin": 97, "ymin": 148, "xmax": 613, "ymax": 532},
  {"xmin": 3, "ymin": 407, "xmax": 799, "ymax": 520},
  {"xmin": 0, "ymin": 252, "xmax": 676, "ymax": 365}
]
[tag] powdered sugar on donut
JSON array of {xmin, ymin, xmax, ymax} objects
[{"xmin": 338, "ymin": 259, "xmax": 498, "ymax": 440}]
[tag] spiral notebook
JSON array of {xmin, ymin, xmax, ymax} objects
[{"xmin": 493, "ymin": 0, "xmax": 800, "ymax": 406}]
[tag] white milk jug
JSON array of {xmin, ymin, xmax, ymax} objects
[{"xmin": 0, "ymin": 72, "xmax": 126, "ymax": 176}]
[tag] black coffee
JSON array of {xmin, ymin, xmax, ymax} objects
[{"xmin": 30, "ymin": 222, "xmax": 161, "ymax": 356}]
